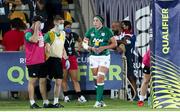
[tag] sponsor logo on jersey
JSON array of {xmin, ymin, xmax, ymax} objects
[{"xmin": 92, "ymin": 38, "xmax": 104, "ymax": 46}]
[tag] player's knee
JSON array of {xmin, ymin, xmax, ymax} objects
[
  {"xmin": 28, "ymin": 81, "xmax": 35, "ymax": 87},
  {"xmin": 63, "ymin": 74, "xmax": 68, "ymax": 80},
  {"xmin": 93, "ymin": 75, "xmax": 97, "ymax": 79},
  {"xmin": 29, "ymin": 78, "xmax": 37, "ymax": 85},
  {"xmin": 62, "ymin": 79, "xmax": 67, "ymax": 85},
  {"xmin": 143, "ymin": 78, "xmax": 150, "ymax": 85},
  {"xmin": 128, "ymin": 75, "xmax": 136, "ymax": 81},
  {"xmin": 62, "ymin": 77, "xmax": 68, "ymax": 82},
  {"xmin": 97, "ymin": 72, "xmax": 105, "ymax": 77},
  {"xmin": 39, "ymin": 78, "xmax": 46, "ymax": 85},
  {"xmin": 55, "ymin": 80, "xmax": 62, "ymax": 87},
  {"xmin": 97, "ymin": 72, "xmax": 105, "ymax": 82},
  {"xmin": 71, "ymin": 78, "xmax": 78, "ymax": 83}
]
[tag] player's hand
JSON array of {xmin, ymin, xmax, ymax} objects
[
  {"xmin": 65, "ymin": 59, "xmax": 70, "ymax": 70},
  {"xmin": 96, "ymin": 46, "xmax": 105, "ymax": 54},
  {"xmin": 45, "ymin": 43, "xmax": 50, "ymax": 53},
  {"xmin": 34, "ymin": 21, "xmax": 41, "ymax": 31},
  {"xmin": 90, "ymin": 47, "xmax": 98, "ymax": 53}
]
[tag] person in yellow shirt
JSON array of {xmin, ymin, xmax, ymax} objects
[{"xmin": 44, "ymin": 15, "xmax": 70, "ymax": 108}]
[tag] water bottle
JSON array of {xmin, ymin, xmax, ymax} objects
[
  {"xmin": 110, "ymin": 90, "xmax": 115, "ymax": 99},
  {"xmin": 115, "ymin": 89, "xmax": 119, "ymax": 98},
  {"xmin": 110, "ymin": 89, "xmax": 119, "ymax": 99}
]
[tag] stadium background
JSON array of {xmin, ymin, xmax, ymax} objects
[{"xmin": 0, "ymin": 0, "xmax": 179, "ymax": 110}]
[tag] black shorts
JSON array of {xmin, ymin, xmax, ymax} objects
[
  {"xmin": 27, "ymin": 63, "xmax": 47, "ymax": 78},
  {"xmin": 143, "ymin": 66, "xmax": 150, "ymax": 74},
  {"xmin": 126, "ymin": 58, "xmax": 134, "ymax": 76},
  {"xmin": 45, "ymin": 57, "xmax": 63, "ymax": 79},
  {"xmin": 126, "ymin": 57, "xmax": 136, "ymax": 80}
]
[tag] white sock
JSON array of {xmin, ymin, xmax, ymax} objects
[
  {"xmin": 139, "ymin": 95, "xmax": 145, "ymax": 101},
  {"xmin": 30, "ymin": 100, "xmax": 35, "ymax": 105},
  {"xmin": 43, "ymin": 100, "xmax": 49, "ymax": 105},
  {"xmin": 53, "ymin": 97, "xmax": 59, "ymax": 105}
]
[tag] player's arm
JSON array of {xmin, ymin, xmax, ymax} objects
[
  {"xmin": 106, "ymin": 36, "xmax": 117, "ymax": 49},
  {"xmin": 96, "ymin": 36, "xmax": 117, "ymax": 54},
  {"xmin": 99, "ymin": 36, "xmax": 117, "ymax": 50},
  {"xmin": 83, "ymin": 28, "xmax": 96, "ymax": 51},
  {"xmin": 100, "ymin": 28, "xmax": 117, "ymax": 50},
  {"xmin": 62, "ymin": 48, "xmax": 68, "ymax": 60},
  {"xmin": 29, "ymin": 22, "xmax": 40, "ymax": 43},
  {"xmin": 36, "ymin": 0, "xmax": 45, "ymax": 10},
  {"xmin": 43, "ymin": 32, "xmax": 51, "ymax": 59},
  {"xmin": 117, "ymin": 40, "xmax": 126, "ymax": 45},
  {"xmin": 63, "ymin": 47, "xmax": 70, "ymax": 69},
  {"xmin": 44, "ymin": 32, "xmax": 53, "ymax": 54},
  {"xmin": 77, "ymin": 36, "xmax": 83, "ymax": 51}
]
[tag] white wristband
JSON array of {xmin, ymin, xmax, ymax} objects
[{"xmin": 82, "ymin": 42, "xmax": 89, "ymax": 50}]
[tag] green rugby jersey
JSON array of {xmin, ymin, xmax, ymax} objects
[{"xmin": 85, "ymin": 26, "xmax": 113, "ymax": 56}]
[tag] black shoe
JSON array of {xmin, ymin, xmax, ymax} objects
[
  {"xmin": 53, "ymin": 103, "xmax": 64, "ymax": 108},
  {"xmin": 43, "ymin": 103, "xmax": 54, "ymax": 108},
  {"xmin": 12, "ymin": 96, "xmax": 19, "ymax": 100},
  {"xmin": 134, "ymin": 95, "xmax": 139, "ymax": 101},
  {"xmin": 30, "ymin": 103, "xmax": 41, "ymax": 109}
]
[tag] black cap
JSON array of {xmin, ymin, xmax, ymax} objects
[{"xmin": 32, "ymin": 15, "xmax": 45, "ymax": 22}]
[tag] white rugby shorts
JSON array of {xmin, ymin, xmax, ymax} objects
[{"xmin": 89, "ymin": 55, "xmax": 110, "ymax": 68}]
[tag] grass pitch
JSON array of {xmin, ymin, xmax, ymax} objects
[{"xmin": 0, "ymin": 98, "xmax": 179, "ymax": 111}]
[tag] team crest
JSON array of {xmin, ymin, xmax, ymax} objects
[
  {"xmin": 101, "ymin": 32, "xmax": 105, "ymax": 36},
  {"xmin": 91, "ymin": 33, "xmax": 95, "ymax": 37}
]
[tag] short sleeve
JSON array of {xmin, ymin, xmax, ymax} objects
[
  {"xmin": 85, "ymin": 28, "xmax": 93, "ymax": 39},
  {"xmin": 44, "ymin": 32, "xmax": 51, "ymax": 44},
  {"xmin": 25, "ymin": 32, "xmax": 32, "ymax": 42},
  {"xmin": 72, "ymin": 32, "xmax": 79, "ymax": 41}
]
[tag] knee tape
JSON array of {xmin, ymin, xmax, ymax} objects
[
  {"xmin": 97, "ymin": 82, "xmax": 104, "ymax": 86},
  {"xmin": 97, "ymin": 72, "xmax": 105, "ymax": 76},
  {"xmin": 93, "ymin": 76, "xmax": 97, "ymax": 79}
]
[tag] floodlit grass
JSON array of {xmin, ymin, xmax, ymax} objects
[{"xmin": 0, "ymin": 98, "xmax": 179, "ymax": 111}]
